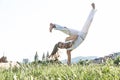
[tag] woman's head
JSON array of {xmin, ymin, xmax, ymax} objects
[
  {"xmin": 57, "ymin": 41, "xmax": 72, "ymax": 49},
  {"xmin": 50, "ymin": 42, "xmax": 72, "ymax": 57},
  {"xmin": 57, "ymin": 42, "xmax": 66, "ymax": 49}
]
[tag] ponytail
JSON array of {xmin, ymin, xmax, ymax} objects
[{"xmin": 50, "ymin": 43, "xmax": 58, "ymax": 55}]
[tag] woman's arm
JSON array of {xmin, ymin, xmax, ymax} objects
[{"xmin": 65, "ymin": 35, "xmax": 78, "ymax": 42}]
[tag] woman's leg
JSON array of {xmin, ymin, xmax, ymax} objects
[
  {"xmin": 50, "ymin": 23, "xmax": 79, "ymax": 36},
  {"xmin": 81, "ymin": 9, "xmax": 96, "ymax": 34},
  {"xmin": 54, "ymin": 24, "xmax": 70, "ymax": 35}
]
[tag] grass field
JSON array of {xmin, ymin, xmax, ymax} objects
[{"xmin": 0, "ymin": 61, "xmax": 120, "ymax": 80}]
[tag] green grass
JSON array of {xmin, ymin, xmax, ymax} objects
[{"xmin": 0, "ymin": 63, "xmax": 120, "ymax": 80}]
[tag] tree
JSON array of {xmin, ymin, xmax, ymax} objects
[
  {"xmin": 34, "ymin": 51, "xmax": 39, "ymax": 62},
  {"xmin": 46, "ymin": 51, "xmax": 49, "ymax": 61},
  {"xmin": 42, "ymin": 52, "xmax": 45, "ymax": 61}
]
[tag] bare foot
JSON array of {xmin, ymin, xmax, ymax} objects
[
  {"xmin": 49, "ymin": 23, "xmax": 55, "ymax": 32},
  {"xmin": 91, "ymin": 3, "xmax": 95, "ymax": 9}
]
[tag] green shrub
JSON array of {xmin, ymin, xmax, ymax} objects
[{"xmin": 114, "ymin": 56, "xmax": 120, "ymax": 65}]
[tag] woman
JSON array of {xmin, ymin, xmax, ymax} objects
[{"xmin": 49, "ymin": 3, "xmax": 96, "ymax": 65}]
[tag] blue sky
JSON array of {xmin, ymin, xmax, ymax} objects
[{"xmin": 0, "ymin": 0, "xmax": 120, "ymax": 62}]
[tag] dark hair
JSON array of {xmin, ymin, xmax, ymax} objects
[
  {"xmin": 50, "ymin": 43, "xmax": 58, "ymax": 55},
  {"xmin": 57, "ymin": 42, "xmax": 62, "ymax": 48}
]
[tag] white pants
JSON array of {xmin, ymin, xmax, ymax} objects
[{"xmin": 54, "ymin": 9, "xmax": 96, "ymax": 50}]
